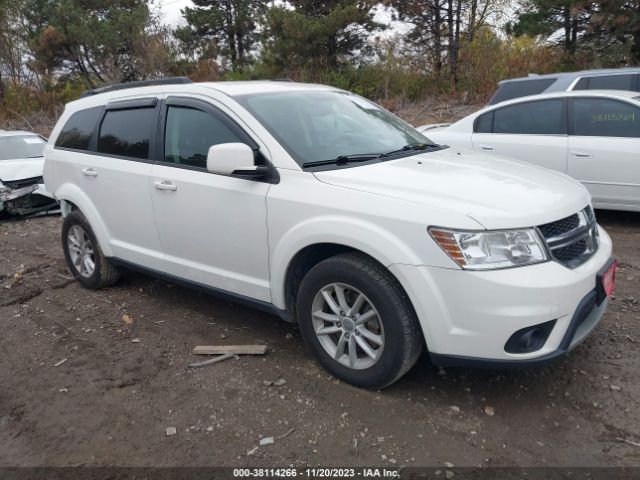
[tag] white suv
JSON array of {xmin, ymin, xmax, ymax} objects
[{"xmin": 44, "ymin": 79, "xmax": 616, "ymax": 388}]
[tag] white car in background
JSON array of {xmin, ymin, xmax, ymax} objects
[
  {"xmin": 419, "ymin": 90, "xmax": 640, "ymax": 212},
  {"xmin": 0, "ymin": 130, "xmax": 57, "ymax": 216}
]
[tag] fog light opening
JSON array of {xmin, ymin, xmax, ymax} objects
[{"xmin": 505, "ymin": 320, "xmax": 556, "ymax": 354}]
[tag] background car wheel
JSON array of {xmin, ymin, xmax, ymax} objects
[
  {"xmin": 62, "ymin": 210, "xmax": 120, "ymax": 289},
  {"xmin": 296, "ymin": 252, "xmax": 423, "ymax": 389}
]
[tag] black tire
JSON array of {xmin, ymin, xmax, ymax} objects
[
  {"xmin": 296, "ymin": 252, "xmax": 423, "ymax": 389},
  {"xmin": 61, "ymin": 210, "xmax": 120, "ymax": 289}
]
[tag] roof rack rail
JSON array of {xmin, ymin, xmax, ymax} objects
[{"xmin": 80, "ymin": 77, "xmax": 193, "ymax": 98}]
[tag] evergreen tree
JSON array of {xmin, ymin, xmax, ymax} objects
[
  {"xmin": 25, "ymin": 0, "xmax": 166, "ymax": 86},
  {"xmin": 263, "ymin": 0, "xmax": 381, "ymax": 72},
  {"xmin": 175, "ymin": 0, "xmax": 264, "ymax": 71}
]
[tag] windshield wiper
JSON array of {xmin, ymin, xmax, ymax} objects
[
  {"xmin": 303, "ymin": 153, "xmax": 381, "ymax": 168},
  {"xmin": 303, "ymin": 143, "xmax": 440, "ymax": 168},
  {"xmin": 379, "ymin": 143, "xmax": 439, "ymax": 158}
]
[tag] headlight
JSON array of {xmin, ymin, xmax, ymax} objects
[{"xmin": 429, "ymin": 227, "xmax": 549, "ymax": 270}]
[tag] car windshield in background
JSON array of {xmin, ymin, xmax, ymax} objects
[
  {"xmin": 235, "ymin": 90, "xmax": 436, "ymax": 167},
  {"xmin": 0, "ymin": 135, "xmax": 46, "ymax": 160}
]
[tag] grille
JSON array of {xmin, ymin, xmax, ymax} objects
[
  {"xmin": 538, "ymin": 207, "xmax": 598, "ymax": 269},
  {"xmin": 553, "ymin": 240, "xmax": 587, "ymax": 264},
  {"xmin": 538, "ymin": 214, "xmax": 579, "ymax": 238}
]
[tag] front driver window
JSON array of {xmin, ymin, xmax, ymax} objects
[
  {"xmin": 492, "ymin": 100, "xmax": 564, "ymax": 135},
  {"xmin": 164, "ymin": 106, "xmax": 246, "ymax": 168}
]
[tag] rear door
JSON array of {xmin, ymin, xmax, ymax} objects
[
  {"xmin": 568, "ymin": 97, "xmax": 640, "ymax": 209},
  {"xmin": 471, "ymin": 99, "xmax": 569, "ymax": 172},
  {"xmin": 149, "ymin": 96, "xmax": 271, "ymax": 302},
  {"xmin": 53, "ymin": 99, "xmax": 163, "ymax": 267}
]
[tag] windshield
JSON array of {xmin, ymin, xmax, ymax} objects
[
  {"xmin": 235, "ymin": 90, "xmax": 436, "ymax": 167},
  {"xmin": 0, "ymin": 135, "xmax": 46, "ymax": 160}
]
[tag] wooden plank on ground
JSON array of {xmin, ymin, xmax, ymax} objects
[{"xmin": 193, "ymin": 345, "xmax": 268, "ymax": 355}]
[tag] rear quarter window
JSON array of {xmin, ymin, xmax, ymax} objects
[
  {"xmin": 488, "ymin": 78, "xmax": 558, "ymax": 105},
  {"xmin": 573, "ymin": 74, "xmax": 638, "ymax": 92},
  {"xmin": 55, "ymin": 107, "xmax": 102, "ymax": 151}
]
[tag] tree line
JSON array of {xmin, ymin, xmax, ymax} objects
[{"xmin": 0, "ymin": 0, "xmax": 639, "ymax": 119}]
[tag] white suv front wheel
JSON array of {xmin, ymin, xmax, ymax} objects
[{"xmin": 296, "ymin": 253, "xmax": 423, "ymax": 389}]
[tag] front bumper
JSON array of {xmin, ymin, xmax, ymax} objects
[
  {"xmin": 0, "ymin": 183, "xmax": 38, "ymax": 202},
  {"xmin": 390, "ymin": 225, "xmax": 613, "ymax": 364},
  {"xmin": 0, "ymin": 182, "xmax": 57, "ymax": 215}
]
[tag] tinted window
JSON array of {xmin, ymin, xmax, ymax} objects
[
  {"xmin": 573, "ymin": 74, "xmax": 637, "ymax": 91},
  {"xmin": 571, "ymin": 98, "xmax": 640, "ymax": 138},
  {"xmin": 97, "ymin": 108, "xmax": 155, "ymax": 159},
  {"xmin": 55, "ymin": 107, "xmax": 102, "ymax": 150},
  {"xmin": 164, "ymin": 106, "xmax": 246, "ymax": 168},
  {"xmin": 489, "ymin": 78, "xmax": 557, "ymax": 105},
  {"xmin": 475, "ymin": 112, "xmax": 493, "ymax": 133},
  {"xmin": 492, "ymin": 100, "xmax": 564, "ymax": 135}
]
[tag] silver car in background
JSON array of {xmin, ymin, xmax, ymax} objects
[{"xmin": 490, "ymin": 67, "xmax": 640, "ymax": 105}]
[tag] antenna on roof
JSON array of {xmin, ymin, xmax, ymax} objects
[{"xmin": 80, "ymin": 77, "xmax": 193, "ymax": 98}]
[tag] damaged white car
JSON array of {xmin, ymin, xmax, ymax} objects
[{"xmin": 0, "ymin": 130, "xmax": 57, "ymax": 216}]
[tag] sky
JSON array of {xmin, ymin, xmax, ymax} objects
[
  {"xmin": 158, "ymin": 0, "xmax": 409, "ymax": 35},
  {"xmin": 160, "ymin": 0, "xmax": 193, "ymax": 26}
]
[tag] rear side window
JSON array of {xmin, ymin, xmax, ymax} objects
[
  {"xmin": 488, "ymin": 78, "xmax": 557, "ymax": 105},
  {"xmin": 491, "ymin": 100, "xmax": 565, "ymax": 135},
  {"xmin": 571, "ymin": 98, "xmax": 640, "ymax": 138},
  {"xmin": 573, "ymin": 74, "xmax": 638, "ymax": 92},
  {"xmin": 55, "ymin": 107, "xmax": 102, "ymax": 151},
  {"xmin": 97, "ymin": 108, "xmax": 155, "ymax": 159},
  {"xmin": 164, "ymin": 106, "xmax": 247, "ymax": 169}
]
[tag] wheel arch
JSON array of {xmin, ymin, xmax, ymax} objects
[
  {"xmin": 55, "ymin": 183, "xmax": 113, "ymax": 257},
  {"xmin": 279, "ymin": 243, "xmax": 422, "ymax": 336}
]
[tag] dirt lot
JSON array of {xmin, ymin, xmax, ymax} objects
[{"xmin": 0, "ymin": 211, "xmax": 639, "ymax": 469}]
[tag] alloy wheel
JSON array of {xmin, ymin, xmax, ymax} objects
[
  {"xmin": 67, "ymin": 225, "xmax": 96, "ymax": 278},
  {"xmin": 311, "ymin": 283, "xmax": 385, "ymax": 370}
]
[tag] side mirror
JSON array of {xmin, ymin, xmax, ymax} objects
[{"xmin": 206, "ymin": 143, "xmax": 267, "ymax": 179}]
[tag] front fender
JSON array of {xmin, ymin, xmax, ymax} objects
[
  {"xmin": 55, "ymin": 182, "xmax": 113, "ymax": 257},
  {"xmin": 269, "ymin": 214, "xmax": 425, "ymax": 309}
]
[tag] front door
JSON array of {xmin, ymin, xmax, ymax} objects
[
  {"xmin": 150, "ymin": 97, "xmax": 271, "ymax": 302},
  {"xmin": 471, "ymin": 98, "xmax": 568, "ymax": 172}
]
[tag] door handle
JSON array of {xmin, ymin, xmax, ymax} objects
[
  {"xmin": 479, "ymin": 144, "xmax": 495, "ymax": 151},
  {"xmin": 81, "ymin": 168, "xmax": 98, "ymax": 177},
  {"xmin": 154, "ymin": 181, "xmax": 177, "ymax": 191},
  {"xmin": 571, "ymin": 151, "xmax": 591, "ymax": 158}
]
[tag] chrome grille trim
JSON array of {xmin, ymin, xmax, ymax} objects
[{"xmin": 537, "ymin": 206, "xmax": 599, "ymax": 269}]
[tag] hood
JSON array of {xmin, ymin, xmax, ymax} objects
[
  {"xmin": 0, "ymin": 157, "xmax": 44, "ymax": 183},
  {"xmin": 313, "ymin": 147, "xmax": 590, "ymax": 230}
]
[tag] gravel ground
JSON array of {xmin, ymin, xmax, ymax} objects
[{"xmin": 0, "ymin": 210, "xmax": 639, "ymax": 468}]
